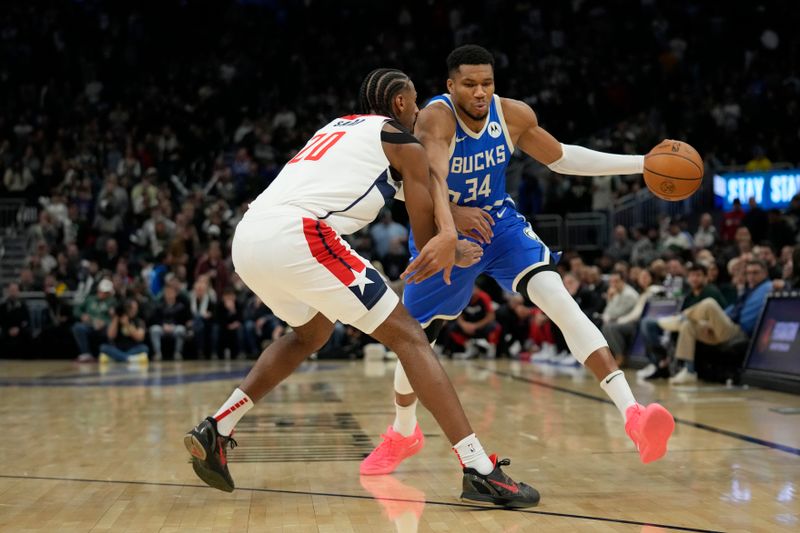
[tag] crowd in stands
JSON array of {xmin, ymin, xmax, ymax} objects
[{"xmin": 1, "ymin": 1, "xmax": 799, "ymax": 374}]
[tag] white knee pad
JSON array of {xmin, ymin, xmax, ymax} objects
[
  {"xmin": 393, "ymin": 361, "xmax": 415, "ymax": 395},
  {"xmin": 524, "ymin": 270, "xmax": 607, "ymax": 364}
]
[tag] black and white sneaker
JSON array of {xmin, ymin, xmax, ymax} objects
[
  {"xmin": 184, "ymin": 417, "xmax": 238, "ymax": 492},
  {"xmin": 461, "ymin": 454, "xmax": 540, "ymax": 508}
]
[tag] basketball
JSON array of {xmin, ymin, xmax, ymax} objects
[{"xmin": 643, "ymin": 139, "xmax": 704, "ymax": 201}]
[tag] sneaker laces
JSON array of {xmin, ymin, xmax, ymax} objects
[
  {"xmin": 218, "ymin": 434, "xmax": 238, "ymax": 453},
  {"xmin": 223, "ymin": 435, "xmax": 238, "ymax": 450},
  {"xmin": 375, "ymin": 432, "xmax": 398, "ymax": 452}
]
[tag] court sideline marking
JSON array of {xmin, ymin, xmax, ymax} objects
[
  {"xmin": 0, "ymin": 473, "xmax": 723, "ymax": 533},
  {"xmin": 481, "ymin": 366, "xmax": 800, "ymax": 457}
]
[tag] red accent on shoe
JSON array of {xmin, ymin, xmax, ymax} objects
[
  {"xmin": 488, "ymin": 478, "xmax": 519, "ymax": 493},
  {"xmin": 625, "ymin": 403, "xmax": 675, "ymax": 464},
  {"xmin": 218, "ymin": 438, "xmax": 228, "ymax": 466}
]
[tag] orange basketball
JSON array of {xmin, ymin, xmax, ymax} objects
[{"xmin": 643, "ymin": 139, "xmax": 703, "ymax": 201}]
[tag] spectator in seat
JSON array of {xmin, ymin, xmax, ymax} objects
[
  {"xmin": 194, "ymin": 240, "xmax": 229, "ymax": 297},
  {"xmin": 494, "ymin": 294, "xmax": 533, "ymax": 358},
  {"xmin": 441, "ymin": 285, "xmax": 499, "ymax": 359},
  {"xmin": 600, "ymin": 272, "xmax": 638, "ymax": 328},
  {"xmin": 602, "ymin": 269, "xmax": 662, "ymax": 368},
  {"xmin": 693, "ymin": 213, "xmax": 718, "ymax": 250},
  {"xmin": 99, "ymin": 299, "xmax": 149, "ymax": 364},
  {"xmin": 721, "ymin": 198, "xmax": 745, "ymax": 242},
  {"xmin": 562, "ymin": 271, "xmax": 605, "ymax": 326},
  {"xmin": 662, "ymin": 220, "xmax": 692, "ymax": 253},
  {"xmin": 0, "ymin": 283, "xmax": 32, "ymax": 358},
  {"xmin": 71, "ymin": 278, "xmax": 116, "ymax": 362},
  {"xmin": 668, "ymin": 260, "xmax": 772, "ymax": 384},
  {"xmin": 639, "ymin": 263, "xmax": 727, "ymax": 380},
  {"xmin": 607, "ymin": 225, "xmax": 633, "ymax": 262},
  {"xmin": 189, "ymin": 276, "xmax": 218, "ymax": 359},
  {"xmin": 754, "ymin": 243, "xmax": 783, "ymax": 280},
  {"xmin": 742, "ymin": 196, "xmax": 768, "ymax": 244},
  {"xmin": 243, "ymin": 294, "xmax": 284, "ymax": 355},
  {"xmin": 217, "ymin": 287, "xmax": 244, "ymax": 360},
  {"xmin": 149, "ymin": 285, "xmax": 191, "ymax": 361}
]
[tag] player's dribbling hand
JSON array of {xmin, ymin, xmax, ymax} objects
[
  {"xmin": 401, "ymin": 231, "xmax": 457, "ymax": 285},
  {"xmin": 451, "ymin": 205, "xmax": 494, "ymax": 244},
  {"xmin": 455, "ymin": 239, "xmax": 483, "ymax": 268}
]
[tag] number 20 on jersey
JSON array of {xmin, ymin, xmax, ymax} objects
[{"xmin": 288, "ymin": 132, "xmax": 345, "ymax": 164}]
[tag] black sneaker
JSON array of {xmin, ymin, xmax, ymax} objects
[
  {"xmin": 461, "ymin": 454, "xmax": 540, "ymax": 508},
  {"xmin": 645, "ymin": 366, "xmax": 671, "ymax": 380},
  {"xmin": 184, "ymin": 417, "xmax": 238, "ymax": 492}
]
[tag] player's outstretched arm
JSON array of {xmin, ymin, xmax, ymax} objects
[
  {"xmin": 503, "ymin": 98, "xmax": 644, "ymax": 176},
  {"xmin": 381, "ymin": 124, "xmax": 456, "ymax": 284},
  {"xmin": 416, "ymin": 104, "xmax": 494, "ymax": 243}
]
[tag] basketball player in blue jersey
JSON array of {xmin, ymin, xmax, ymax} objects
[
  {"xmin": 184, "ymin": 67, "xmax": 541, "ymax": 509},
  {"xmin": 361, "ymin": 45, "xmax": 676, "ymax": 476}
]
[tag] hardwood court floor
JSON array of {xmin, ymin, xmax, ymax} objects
[{"xmin": 1, "ymin": 357, "xmax": 798, "ymax": 532}]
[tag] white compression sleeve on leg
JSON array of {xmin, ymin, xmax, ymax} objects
[
  {"xmin": 394, "ymin": 361, "xmax": 415, "ymax": 395},
  {"xmin": 524, "ymin": 270, "xmax": 607, "ymax": 364},
  {"xmin": 547, "ymin": 143, "xmax": 644, "ymax": 176}
]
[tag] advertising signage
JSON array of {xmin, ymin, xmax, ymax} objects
[{"xmin": 714, "ymin": 169, "xmax": 800, "ymax": 210}]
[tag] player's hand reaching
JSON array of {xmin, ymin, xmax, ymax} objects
[
  {"xmin": 455, "ymin": 239, "xmax": 483, "ymax": 268},
  {"xmin": 401, "ymin": 231, "xmax": 458, "ymax": 285},
  {"xmin": 451, "ymin": 204, "xmax": 495, "ymax": 244}
]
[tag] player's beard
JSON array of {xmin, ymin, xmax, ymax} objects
[{"xmin": 456, "ymin": 102, "xmax": 488, "ymax": 122}]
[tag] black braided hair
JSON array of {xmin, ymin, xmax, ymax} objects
[{"xmin": 358, "ymin": 68, "xmax": 410, "ymax": 119}]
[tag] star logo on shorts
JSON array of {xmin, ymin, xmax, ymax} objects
[{"xmin": 349, "ymin": 267, "xmax": 374, "ymax": 295}]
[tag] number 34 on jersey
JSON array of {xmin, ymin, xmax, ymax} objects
[{"xmin": 449, "ymin": 174, "xmax": 492, "ymax": 204}]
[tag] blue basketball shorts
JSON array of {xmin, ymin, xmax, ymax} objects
[{"xmin": 404, "ymin": 209, "xmax": 558, "ymax": 326}]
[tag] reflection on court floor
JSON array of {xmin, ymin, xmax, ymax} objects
[{"xmin": 1, "ymin": 358, "xmax": 798, "ymax": 532}]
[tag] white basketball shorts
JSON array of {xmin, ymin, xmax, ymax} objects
[{"xmin": 231, "ymin": 208, "xmax": 398, "ymax": 334}]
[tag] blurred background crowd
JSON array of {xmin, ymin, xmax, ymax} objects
[{"xmin": 1, "ymin": 1, "xmax": 798, "ymax": 383}]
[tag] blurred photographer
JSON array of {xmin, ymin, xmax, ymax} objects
[
  {"xmin": 71, "ymin": 278, "xmax": 116, "ymax": 362},
  {"xmin": 99, "ymin": 299, "xmax": 149, "ymax": 364}
]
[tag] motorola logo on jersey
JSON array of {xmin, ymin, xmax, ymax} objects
[
  {"xmin": 450, "ymin": 145, "xmax": 507, "ymax": 174},
  {"xmin": 488, "ymin": 121, "xmax": 502, "ymax": 138}
]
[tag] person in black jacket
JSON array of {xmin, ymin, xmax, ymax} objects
[
  {"xmin": 149, "ymin": 285, "xmax": 191, "ymax": 361},
  {"xmin": 0, "ymin": 283, "xmax": 31, "ymax": 358},
  {"xmin": 216, "ymin": 287, "xmax": 244, "ymax": 360}
]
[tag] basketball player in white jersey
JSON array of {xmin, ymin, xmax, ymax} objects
[
  {"xmin": 361, "ymin": 46, "xmax": 675, "ymax": 476},
  {"xmin": 184, "ymin": 68, "xmax": 541, "ymax": 508}
]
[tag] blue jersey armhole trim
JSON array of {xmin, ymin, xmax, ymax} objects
[{"xmin": 425, "ymin": 95, "xmax": 454, "ymax": 113}]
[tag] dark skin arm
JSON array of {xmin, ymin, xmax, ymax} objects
[
  {"xmin": 415, "ymin": 104, "xmax": 495, "ymax": 243},
  {"xmin": 501, "ymin": 97, "xmax": 565, "ymax": 165},
  {"xmin": 381, "ymin": 123, "xmax": 457, "ymax": 284}
]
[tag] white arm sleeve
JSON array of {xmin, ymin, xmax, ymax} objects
[{"xmin": 546, "ymin": 143, "xmax": 644, "ymax": 176}]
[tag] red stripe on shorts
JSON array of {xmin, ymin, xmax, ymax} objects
[{"xmin": 303, "ymin": 218, "xmax": 364, "ymax": 285}]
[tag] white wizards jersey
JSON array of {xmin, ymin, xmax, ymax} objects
[{"xmin": 246, "ymin": 115, "xmax": 401, "ymax": 235}]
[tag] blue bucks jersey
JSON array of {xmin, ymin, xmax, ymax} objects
[
  {"xmin": 405, "ymin": 93, "xmax": 558, "ymax": 326},
  {"xmin": 427, "ymin": 93, "xmax": 514, "ymax": 212}
]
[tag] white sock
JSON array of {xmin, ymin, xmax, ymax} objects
[
  {"xmin": 453, "ymin": 433, "xmax": 494, "ymax": 475},
  {"xmin": 392, "ymin": 400, "xmax": 418, "ymax": 437},
  {"xmin": 600, "ymin": 370, "xmax": 638, "ymax": 419},
  {"xmin": 213, "ymin": 388, "xmax": 253, "ymax": 436}
]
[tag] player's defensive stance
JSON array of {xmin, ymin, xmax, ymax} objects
[
  {"xmin": 360, "ymin": 46, "xmax": 675, "ymax": 477},
  {"xmin": 184, "ymin": 68, "xmax": 540, "ymax": 508}
]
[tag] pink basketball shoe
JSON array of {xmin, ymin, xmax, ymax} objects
[
  {"xmin": 625, "ymin": 403, "xmax": 675, "ymax": 463},
  {"xmin": 360, "ymin": 424, "xmax": 425, "ymax": 475}
]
